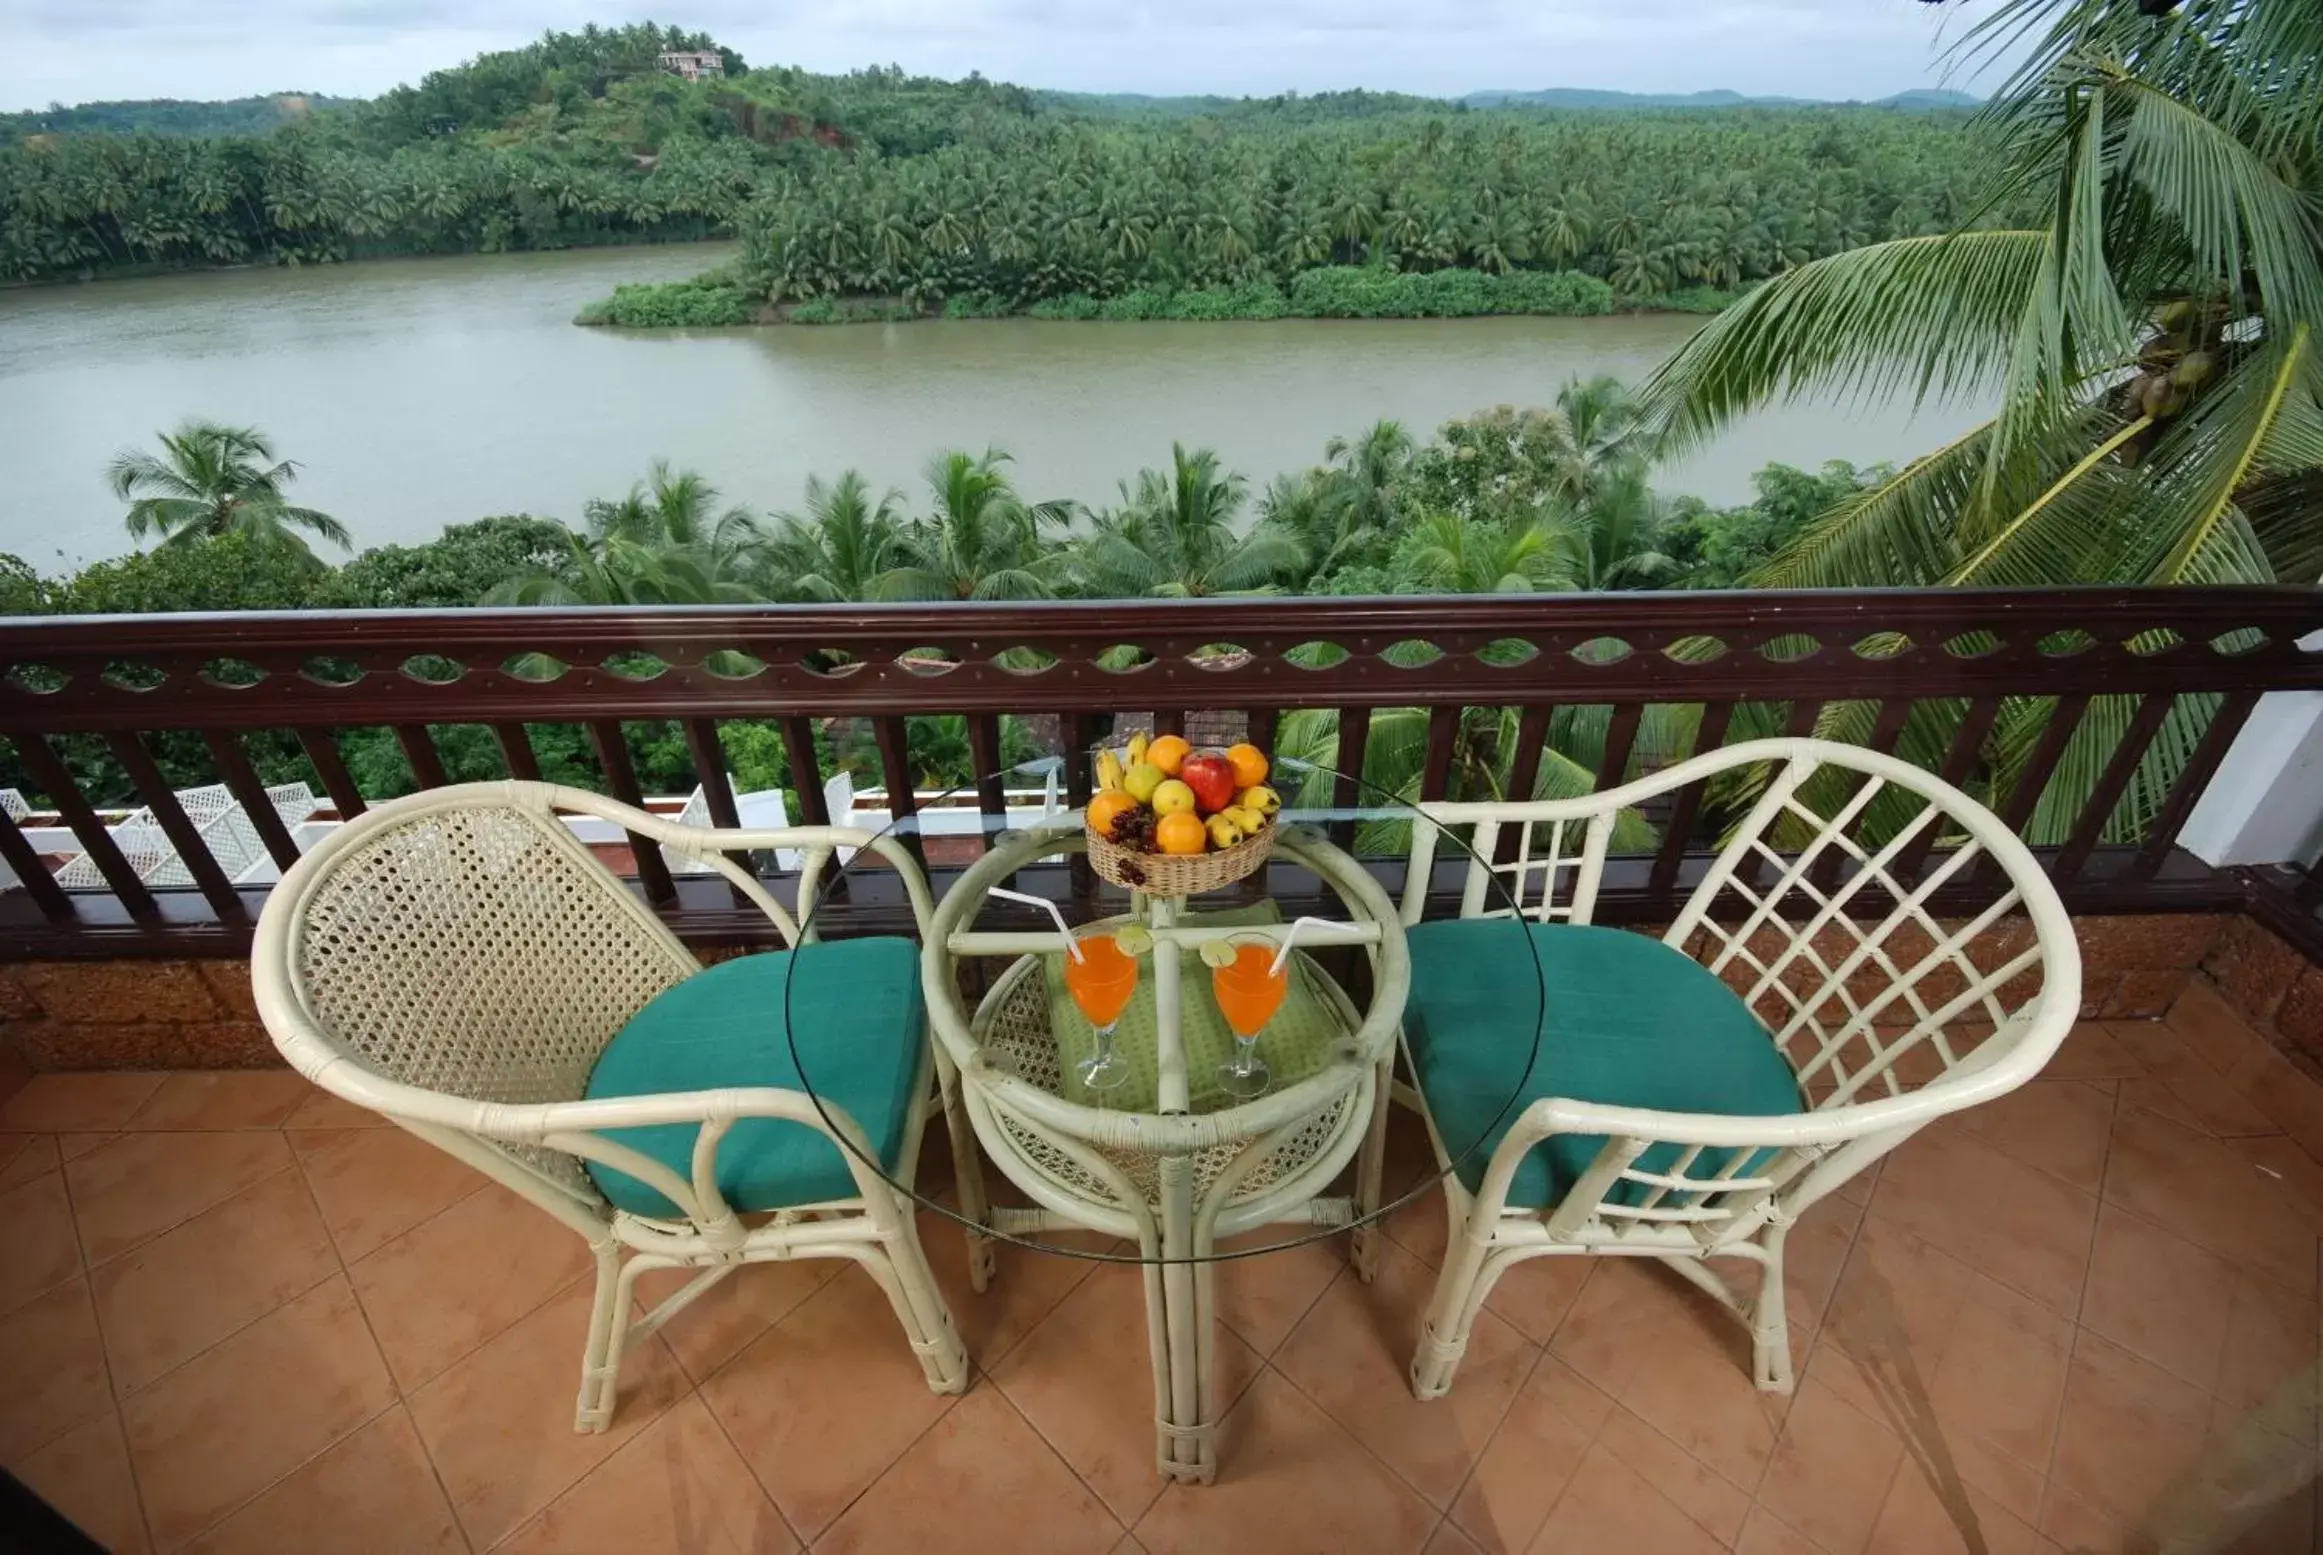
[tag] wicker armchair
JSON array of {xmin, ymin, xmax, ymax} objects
[
  {"xmin": 1396, "ymin": 738, "xmax": 2080, "ymax": 1400},
  {"xmin": 251, "ymin": 782, "xmax": 970, "ymax": 1432}
]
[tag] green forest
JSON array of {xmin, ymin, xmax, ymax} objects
[{"xmin": 0, "ymin": 18, "xmax": 1994, "ymax": 324}]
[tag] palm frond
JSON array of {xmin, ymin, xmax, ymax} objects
[
  {"xmin": 2101, "ymin": 65, "xmax": 2323, "ymax": 329},
  {"xmin": 1641, "ymin": 230, "xmax": 2050, "ymax": 451},
  {"xmin": 1944, "ymin": 415, "xmax": 2153, "ymax": 587},
  {"xmin": 2139, "ymin": 323, "xmax": 2315, "ymax": 583},
  {"xmin": 1752, "ymin": 419, "xmax": 1993, "ymax": 588}
]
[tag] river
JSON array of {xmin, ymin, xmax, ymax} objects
[{"xmin": 0, "ymin": 242, "xmax": 1986, "ymax": 570}]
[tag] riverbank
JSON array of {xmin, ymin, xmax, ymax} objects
[{"xmin": 573, "ymin": 265, "xmax": 1745, "ymax": 328}]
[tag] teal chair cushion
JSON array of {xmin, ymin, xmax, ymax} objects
[
  {"xmin": 1403, "ymin": 921, "xmax": 1803, "ymax": 1210},
  {"xmin": 581, "ymin": 937, "xmax": 925, "ymax": 1218}
]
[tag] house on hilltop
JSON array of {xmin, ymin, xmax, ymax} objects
[{"xmin": 657, "ymin": 49, "xmax": 725, "ymax": 81}]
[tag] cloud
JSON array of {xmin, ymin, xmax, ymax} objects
[{"xmin": 0, "ymin": 0, "xmax": 1992, "ymax": 111}]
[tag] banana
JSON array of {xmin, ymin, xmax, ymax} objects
[
  {"xmin": 1126, "ymin": 731, "xmax": 1150, "ymax": 768},
  {"xmin": 1096, "ymin": 749, "xmax": 1125, "ymax": 793},
  {"xmin": 1207, "ymin": 812, "xmax": 1246, "ymax": 849},
  {"xmin": 1222, "ymin": 806, "xmax": 1265, "ymax": 834},
  {"xmin": 1238, "ymin": 784, "xmax": 1281, "ymax": 816}
]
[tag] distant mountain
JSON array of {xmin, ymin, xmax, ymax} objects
[
  {"xmin": 1877, "ymin": 89, "xmax": 1984, "ymax": 110},
  {"xmin": 1461, "ymin": 86, "xmax": 1979, "ymax": 111}
]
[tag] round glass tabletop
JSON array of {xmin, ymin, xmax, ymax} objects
[{"xmin": 781, "ymin": 755, "xmax": 1544, "ymax": 1265}]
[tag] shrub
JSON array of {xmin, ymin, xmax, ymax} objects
[
  {"xmin": 1286, "ymin": 266, "xmax": 1615, "ymax": 319},
  {"xmin": 1642, "ymin": 284, "xmax": 1746, "ymax": 314},
  {"xmin": 580, "ymin": 274, "xmax": 753, "ymax": 327},
  {"xmin": 1026, "ymin": 293, "xmax": 1103, "ymax": 320},
  {"xmin": 942, "ymin": 291, "xmax": 1013, "ymax": 319}
]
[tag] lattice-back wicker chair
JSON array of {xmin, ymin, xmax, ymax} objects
[
  {"xmin": 252, "ymin": 782, "xmax": 970, "ymax": 1432},
  {"xmin": 1396, "ymin": 737, "xmax": 2079, "ymax": 1400}
]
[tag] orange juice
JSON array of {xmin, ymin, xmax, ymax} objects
[
  {"xmin": 1212, "ymin": 942, "xmax": 1288, "ymax": 1038},
  {"xmin": 1066, "ymin": 932, "xmax": 1139, "ymax": 1030}
]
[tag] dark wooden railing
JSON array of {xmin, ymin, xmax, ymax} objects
[{"xmin": 5, "ymin": 586, "xmax": 2321, "ymax": 957}]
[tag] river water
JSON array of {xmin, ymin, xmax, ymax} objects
[{"xmin": 0, "ymin": 242, "xmax": 1984, "ymax": 570}]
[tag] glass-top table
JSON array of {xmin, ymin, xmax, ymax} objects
[{"xmin": 781, "ymin": 754, "xmax": 1544, "ymax": 1483}]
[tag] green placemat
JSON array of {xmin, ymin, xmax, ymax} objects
[{"xmin": 1043, "ymin": 904, "xmax": 1350, "ymax": 1113}]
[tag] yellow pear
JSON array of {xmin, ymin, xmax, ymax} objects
[{"xmin": 1151, "ymin": 779, "xmax": 1198, "ymax": 816}]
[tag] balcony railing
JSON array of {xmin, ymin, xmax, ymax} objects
[{"xmin": 5, "ymin": 586, "xmax": 2321, "ymax": 957}]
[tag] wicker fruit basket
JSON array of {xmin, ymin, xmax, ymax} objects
[{"xmin": 1085, "ymin": 815, "xmax": 1275, "ymax": 894}]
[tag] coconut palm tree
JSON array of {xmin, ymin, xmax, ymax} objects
[
  {"xmin": 1323, "ymin": 419, "xmax": 1413, "ymax": 537},
  {"xmin": 489, "ymin": 462, "xmax": 766, "ymax": 606},
  {"xmin": 1255, "ymin": 469, "xmax": 1355, "ymax": 591},
  {"xmin": 1561, "ymin": 467, "xmax": 1683, "ymax": 591},
  {"xmin": 765, "ymin": 470, "xmax": 904, "ymax": 602},
  {"xmin": 1400, "ymin": 511, "xmax": 1576, "ymax": 595},
  {"xmin": 1644, "ymin": 0, "xmax": 2322, "ymax": 596},
  {"xmin": 875, "ymin": 448, "xmax": 1068, "ymax": 601},
  {"xmin": 1073, "ymin": 444, "xmax": 1301, "ymax": 597},
  {"xmin": 1638, "ymin": 0, "xmax": 2323, "ymax": 843},
  {"xmin": 107, "ymin": 422, "xmax": 350, "ymax": 553},
  {"xmin": 1537, "ymin": 376, "xmax": 1660, "ymax": 509}
]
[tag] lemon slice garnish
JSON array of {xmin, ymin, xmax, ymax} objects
[
  {"xmin": 1112, "ymin": 923, "xmax": 1154, "ymax": 957},
  {"xmin": 1197, "ymin": 939, "xmax": 1239, "ymax": 969}
]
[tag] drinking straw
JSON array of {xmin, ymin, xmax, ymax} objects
[
  {"xmin": 1270, "ymin": 916, "xmax": 1336, "ymax": 977},
  {"xmin": 988, "ymin": 885, "xmax": 1085, "ymax": 962}
]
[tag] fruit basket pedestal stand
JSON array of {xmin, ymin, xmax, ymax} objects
[{"xmin": 924, "ymin": 818, "xmax": 1410, "ymax": 1484}]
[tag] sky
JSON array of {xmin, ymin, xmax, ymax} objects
[{"xmin": 0, "ymin": 0, "xmax": 2010, "ymax": 114}]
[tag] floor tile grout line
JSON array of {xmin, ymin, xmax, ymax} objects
[
  {"xmin": 1261, "ymin": 1339, "xmax": 1493, "ymax": 1525},
  {"xmin": 110, "ymin": 1132, "xmax": 376, "ymax": 1554},
  {"xmin": 67, "ymin": 1128, "xmax": 304, "ymax": 1276},
  {"xmin": 1430, "ymin": 1337, "xmax": 1554, "ymax": 1548},
  {"xmin": 1216, "ymin": 1231, "xmax": 1357, "ymax": 1362},
  {"xmin": 99, "ymin": 1182, "xmax": 343, "ymax": 1407},
  {"xmin": 970, "ymin": 1376, "xmax": 1129, "ymax": 1547},
  {"xmin": 2040, "ymin": 1085, "xmax": 2131, "ymax": 1515},
  {"xmin": 285, "ymin": 1138, "xmax": 479, "ymax": 1555},
  {"xmin": 0, "ymin": 1164, "xmax": 89, "ymax": 1326},
  {"xmin": 340, "ymin": 1177, "xmax": 553, "ymax": 1399},
  {"xmin": 769, "ymin": 1371, "xmax": 969, "ymax": 1548},
  {"xmin": 980, "ymin": 1316, "xmax": 1178, "ymax": 1530},
  {"xmin": 50, "ymin": 1129, "xmax": 162, "ymax": 1555},
  {"xmin": 164, "ymin": 1396, "xmax": 405, "ymax": 1554},
  {"xmin": 318, "ymin": 1151, "xmax": 496, "ymax": 1276},
  {"xmin": 682, "ymin": 1373, "xmax": 810, "ymax": 1554},
  {"xmin": 405, "ymin": 1264, "xmax": 662, "ymax": 1551}
]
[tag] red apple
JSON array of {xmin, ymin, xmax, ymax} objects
[{"xmin": 1179, "ymin": 752, "xmax": 1239, "ymax": 815}]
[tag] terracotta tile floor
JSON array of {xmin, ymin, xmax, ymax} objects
[{"xmin": 4, "ymin": 989, "xmax": 2323, "ymax": 1553}]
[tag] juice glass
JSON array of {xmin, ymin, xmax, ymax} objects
[
  {"xmin": 1212, "ymin": 934, "xmax": 1288, "ymax": 1099},
  {"xmin": 1066, "ymin": 931, "xmax": 1140, "ymax": 1092}
]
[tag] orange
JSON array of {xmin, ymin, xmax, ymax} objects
[
  {"xmin": 1146, "ymin": 734, "xmax": 1192, "ymax": 776},
  {"xmin": 1086, "ymin": 790, "xmax": 1138, "ymax": 838},
  {"xmin": 1224, "ymin": 742, "xmax": 1269, "ymax": 788},
  {"xmin": 1155, "ymin": 810, "xmax": 1208, "ymax": 855}
]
